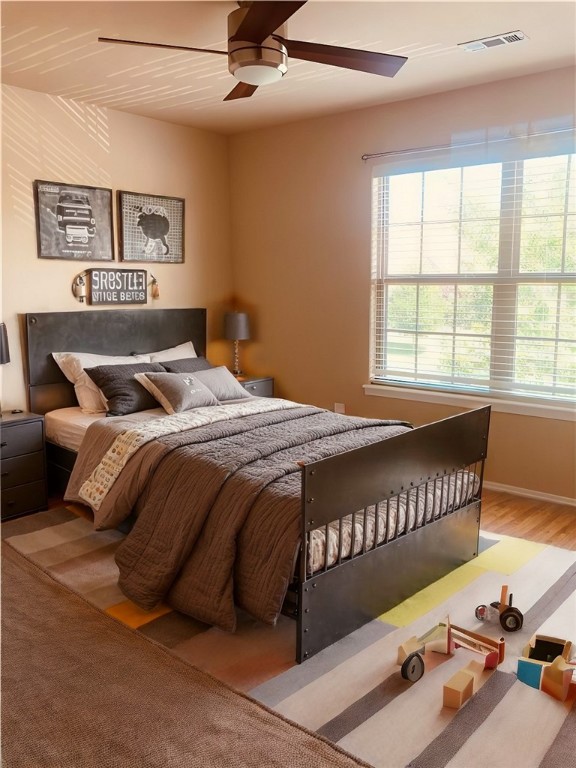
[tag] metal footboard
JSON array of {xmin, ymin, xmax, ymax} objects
[{"xmin": 296, "ymin": 406, "xmax": 491, "ymax": 662}]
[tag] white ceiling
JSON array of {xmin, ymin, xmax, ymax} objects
[{"xmin": 2, "ymin": 1, "xmax": 575, "ymax": 135}]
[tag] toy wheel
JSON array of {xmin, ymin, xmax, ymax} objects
[
  {"xmin": 475, "ymin": 604, "xmax": 487, "ymax": 621},
  {"xmin": 500, "ymin": 606, "xmax": 523, "ymax": 632},
  {"xmin": 401, "ymin": 652, "xmax": 425, "ymax": 682}
]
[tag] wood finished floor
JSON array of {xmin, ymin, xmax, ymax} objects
[{"xmin": 481, "ymin": 489, "xmax": 576, "ymax": 550}]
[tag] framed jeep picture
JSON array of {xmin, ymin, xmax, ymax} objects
[{"xmin": 33, "ymin": 180, "xmax": 114, "ymax": 261}]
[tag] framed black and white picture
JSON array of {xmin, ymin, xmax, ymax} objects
[
  {"xmin": 118, "ymin": 191, "xmax": 185, "ymax": 263},
  {"xmin": 33, "ymin": 180, "xmax": 114, "ymax": 261}
]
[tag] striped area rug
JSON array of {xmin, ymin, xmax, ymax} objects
[{"xmin": 3, "ymin": 505, "xmax": 576, "ymax": 768}]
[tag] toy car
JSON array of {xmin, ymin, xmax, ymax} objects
[
  {"xmin": 475, "ymin": 584, "xmax": 523, "ymax": 632},
  {"xmin": 517, "ymin": 634, "xmax": 575, "ymax": 701},
  {"xmin": 398, "ymin": 618, "xmax": 505, "ymax": 682}
]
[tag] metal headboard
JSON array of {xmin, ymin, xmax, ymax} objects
[{"xmin": 24, "ymin": 308, "xmax": 207, "ymax": 414}]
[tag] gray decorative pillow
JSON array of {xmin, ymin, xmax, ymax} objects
[
  {"xmin": 193, "ymin": 366, "xmax": 251, "ymax": 402},
  {"xmin": 52, "ymin": 351, "xmax": 151, "ymax": 413},
  {"xmin": 84, "ymin": 363, "xmax": 165, "ymax": 416},
  {"xmin": 135, "ymin": 372, "xmax": 219, "ymax": 414},
  {"xmin": 160, "ymin": 356, "xmax": 214, "ymax": 374}
]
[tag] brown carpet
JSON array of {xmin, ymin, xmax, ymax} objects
[{"xmin": 1, "ymin": 543, "xmax": 370, "ymax": 768}]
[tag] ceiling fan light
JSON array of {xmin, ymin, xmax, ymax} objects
[
  {"xmin": 233, "ymin": 63, "xmax": 285, "ymax": 86},
  {"xmin": 229, "ymin": 41, "xmax": 288, "ymax": 87}
]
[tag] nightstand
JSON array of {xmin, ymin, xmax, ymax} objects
[
  {"xmin": 1, "ymin": 411, "xmax": 48, "ymax": 521},
  {"xmin": 241, "ymin": 377, "xmax": 274, "ymax": 398}
]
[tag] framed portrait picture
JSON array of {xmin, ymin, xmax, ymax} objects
[
  {"xmin": 118, "ymin": 191, "xmax": 185, "ymax": 263},
  {"xmin": 33, "ymin": 180, "xmax": 114, "ymax": 261}
]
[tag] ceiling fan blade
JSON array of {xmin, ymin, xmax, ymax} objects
[
  {"xmin": 98, "ymin": 37, "xmax": 227, "ymax": 56},
  {"xmin": 277, "ymin": 37, "xmax": 407, "ymax": 77},
  {"xmin": 232, "ymin": 1, "xmax": 307, "ymax": 44},
  {"xmin": 223, "ymin": 82, "xmax": 259, "ymax": 101}
]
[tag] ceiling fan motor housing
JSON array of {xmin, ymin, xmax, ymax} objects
[{"xmin": 228, "ymin": 7, "xmax": 288, "ymax": 85}]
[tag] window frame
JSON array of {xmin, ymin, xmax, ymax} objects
[{"xmin": 370, "ymin": 149, "xmax": 576, "ymax": 413}]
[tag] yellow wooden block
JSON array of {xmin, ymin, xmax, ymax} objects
[
  {"xmin": 443, "ymin": 669, "xmax": 474, "ymax": 709},
  {"xmin": 464, "ymin": 659, "xmax": 484, "ymax": 687}
]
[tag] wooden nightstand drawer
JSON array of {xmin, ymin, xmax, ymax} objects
[
  {"xmin": 1, "ymin": 420, "xmax": 43, "ymax": 459},
  {"xmin": 1, "ymin": 451, "xmax": 45, "ymax": 489},
  {"xmin": 242, "ymin": 378, "xmax": 274, "ymax": 398},
  {"xmin": 1, "ymin": 481, "xmax": 47, "ymax": 520},
  {"xmin": 0, "ymin": 412, "xmax": 47, "ymax": 520}
]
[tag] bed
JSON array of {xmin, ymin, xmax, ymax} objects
[{"xmin": 24, "ymin": 308, "xmax": 491, "ymax": 663}]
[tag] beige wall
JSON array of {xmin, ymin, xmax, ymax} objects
[
  {"xmin": 229, "ymin": 67, "xmax": 576, "ymax": 501},
  {"xmin": 1, "ymin": 85, "xmax": 233, "ymax": 410},
  {"xmin": 2, "ymin": 71, "xmax": 574, "ymax": 501}
]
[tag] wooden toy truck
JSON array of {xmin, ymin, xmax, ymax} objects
[
  {"xmin": 397, "ymin": 618, "xmax": 505, "ymax": 683},
  {"xmin": 475, "ymin": 584, "xmax": 524, "ymax": 632}
]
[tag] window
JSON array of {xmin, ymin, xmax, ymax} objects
[{"xmin": 370, "ymin": 141, "xmax": 576, "ymax": 406}]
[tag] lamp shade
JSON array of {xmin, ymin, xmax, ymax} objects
[
  {"xmin": 0, "ymin": 323, "xmax": 10, "ymax": 365},
  {"xmin": 224, "ymin": 312, "xmax": 250, "ymax": 341}
]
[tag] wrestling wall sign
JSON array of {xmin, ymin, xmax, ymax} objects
[{"xmin": 87, "ymin": 268, "xmax": 148, "ymax": 305}]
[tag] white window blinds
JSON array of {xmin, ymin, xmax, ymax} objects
[{"xmin": 370, "ymin": 132, "xmax": 576, "ymax": 404}]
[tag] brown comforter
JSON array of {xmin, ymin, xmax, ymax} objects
[{"xmin": 66, "ymin": 402, "xmax": 411, "ymax": 631}]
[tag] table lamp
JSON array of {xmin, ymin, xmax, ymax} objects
[{"xmin": 224, "ymin": 312, "xmax": 250, "ymax": 376}]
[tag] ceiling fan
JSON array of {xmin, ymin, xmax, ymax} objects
[{"xmin": 98, "ymin": 0, "xmax": 407, "ymax": 102}]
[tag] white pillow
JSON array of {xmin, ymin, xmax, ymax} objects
[
  {"xmin": 53, "ymin": 351, "xmax": 151, "ymax": 413},
  {"xmin": 148, "ymin": 341, "xmax": 197, "ymax": 363}
]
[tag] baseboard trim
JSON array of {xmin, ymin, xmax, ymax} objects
[{"xmin": 483, "ymin": 480, "xmax": 576, "ymax": 508}]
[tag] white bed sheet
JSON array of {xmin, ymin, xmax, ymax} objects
[
  {"xmin": 45, "ymin": 407, "xmax": 165, "ymax": 452},
  {"xmin": 45, "ymin": 407, "xmax": 103, "ymax": 452}
]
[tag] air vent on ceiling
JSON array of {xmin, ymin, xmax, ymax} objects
[{"xmin": 459, "ymin": 30, "xmax": 528, "ymax": 52}]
